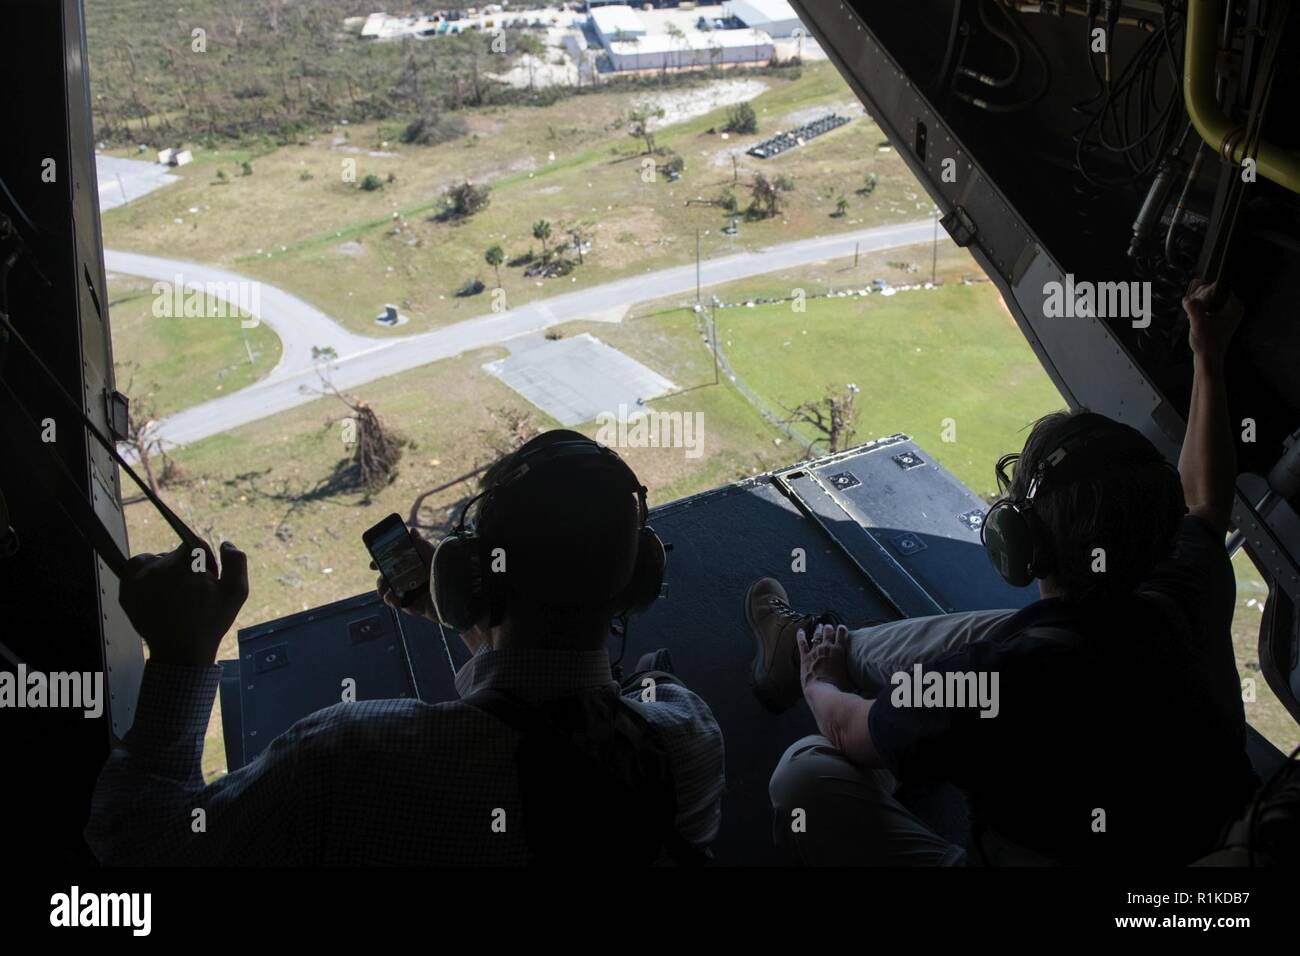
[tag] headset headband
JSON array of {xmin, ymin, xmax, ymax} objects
[
  {"xmin": 1004, "ymin": 414, "xmax": 1166, "ymax": 506},
  {"xmin": 458, "ymin": 436, "xmax": 647, "ymax": 536}
]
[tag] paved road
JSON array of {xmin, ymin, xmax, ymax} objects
[
  {"xmin": 106, "ymin": 217, "xmax": 936, "ymax": 448},
  {"xmin": 104, "ymin": 249, "xmax": 374, "ymax": 379}
]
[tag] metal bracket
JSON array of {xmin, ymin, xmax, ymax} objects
[
  {"xmin": 106, "ymin": 388, "xmax": 128, "ymax": 442},
  {"xmin": 940, "ymin": 205, "xmax": 978, "ymax": 247}
]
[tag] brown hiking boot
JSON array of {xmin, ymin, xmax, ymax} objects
[{"xmin": 745, "ymin": 578, "xmax": 840, "ymax": 713}]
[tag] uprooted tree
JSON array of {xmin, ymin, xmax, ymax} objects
[
  {"xmin": 119, "ymin": 364, "xmax": 181, "ymax": 496},
  {"xmin": 302, "ymin": 366, "xmax": 405, "ymax": 494},
  {"xmin": 784, "ymin": 384, "xmax": 860, "ymax": 455},
  {"xmin": 345, "ymin": 397, "xmax": 405, "ymax": 492},
  {"xmin": 407, "ymin": 406, "xmax": 540, "ymax": 535}
]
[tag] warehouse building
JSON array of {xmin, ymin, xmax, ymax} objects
[
  {"xmin": 590, "ymin": 5, "xmax": 775, "ymax": 72},
  {"xmin": 589, "ymin": 4, "xmax": 648, "ymax": 42},
  {"xmin": 727, "ymin": 0, "xmax": 803, "ymax": 37}
]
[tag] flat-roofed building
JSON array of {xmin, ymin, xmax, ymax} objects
[
  {"xmin": 590, "ymin": 5, "xmax": 773, "ymax": 72},
  {"xmin": 728, "ymin": 0, "xmax": 803, "ymax": 37},
  {"xmin": 604, "ymin": 28, "xmax": 774, "ymax": 71},
  {"xmin": 590, "ymin": 4, "xmax": 649, "ymax": 42}
]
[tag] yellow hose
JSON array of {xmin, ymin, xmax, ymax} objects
[{"xmin": 1184, "ymin": 0, "xmax": 1300, "ymax": 192}]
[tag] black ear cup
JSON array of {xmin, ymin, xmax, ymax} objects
[
  {"xmin": 431, "ymin": 533, "xmax": 485, "ymax": 631},
  {"xmin": 983, "ymin": 415, "xmax": 1174, "ymax": 589},
  {"xmin": 614, "ymin": 526, "xmax": 666, "ymax": 613},
  {"xmin": 982, "ymin": 500, "xmax": 1037, "ymax": 588}
]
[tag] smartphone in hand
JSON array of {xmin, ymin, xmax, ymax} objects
[{"xmin": 362, "ymin": 513, "xmax": 429, "ymax": 607}]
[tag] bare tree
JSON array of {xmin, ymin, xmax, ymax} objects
[
  {"xmin": 562, "ymin": 221, "xmax": 592, "ymax": 265},
  {"xmin": 665, "ymin": 23, "xmax": 686, "ymax": 72},
  {"xmin": 484, "ymin": 405, "xmax": 540, "ymax": 457},
  {"xmin": 119, "ymin": 366, "xmax": 180, "ymax": 495},
  {"xmin": 407, "ymin": 406, "xmax": 539, "ymax": 533},
  {"xmin": 627, "ymin": 104, "xmax": 665, "ymax": 155},
  {"xmin": 784, "ymin": 385, "xmax": 859, "ymax": 454},
  {"xmin": 260, "ymin": 0, "xmax": 286, "ymax": 34},
  {"xmin": 227, "ymin": 12, "xmax": 246, "ymax": 49}
]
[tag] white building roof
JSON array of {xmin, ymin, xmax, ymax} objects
[
  {"xmin": 590, "ymin": 5, "xmax": 647, "ymax": 39},
  {"xmin": 728, "ymin": 0, "xmax": 799, "ymax": 26}
]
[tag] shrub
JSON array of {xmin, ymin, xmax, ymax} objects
[
  {"xmin": 723, "ymin": 103, "xmax": 758, "ymax": 135},
  {"xmin": 401, "ymin": 112, "xmax": 469, "ymax": 146},
  {"xmin": 441, "ymin": 181, "xmax": 490, "ymax": 219}
]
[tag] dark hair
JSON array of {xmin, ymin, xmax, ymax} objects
[
  {"xmin": 474, "ymin": 429, "xmax": 641, "ymax": 647},
  {"xmin": 1005, "ymin": 409, "xmax": 1184, "ymax": 603}
]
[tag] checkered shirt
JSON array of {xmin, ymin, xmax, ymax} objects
[{"xmin": 85, "ymin": 648, "xmax": 724, "ymax": 865}]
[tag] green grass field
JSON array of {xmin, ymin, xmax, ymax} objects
[
  {"xmin": 108, "ymin": 276, "xmax": 281, "ymax": 417},
  {"xmin": 716, "ymin": 281, "xmax": 1055, "ymax": 498}
]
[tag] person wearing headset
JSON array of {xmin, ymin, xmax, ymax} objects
[
  {"xmin": 749, "ymin": 279, "xmax": 1259, "ymax": 865},
  {"xmin": 87, "ymin": 429, "xmax": 724, "ymax": 865}
]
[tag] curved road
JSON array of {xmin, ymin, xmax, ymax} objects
[{"xmin": 106, "ymin": 218, "xmax": 936, "ymax": 449}]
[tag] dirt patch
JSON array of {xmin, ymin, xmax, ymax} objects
[
  {"xmin": 595, "ymin": 208, "xmax": 670, "ymax": 269},
  {"xmin": 641, "ymin": 78, "xmax": 770, "ymax": 129},
  {"xmin": 486, "ymin": 51, "xmax": 579, "ymax": 90},
  {"xmin": 709, "ymin": 144, "xmax": 760, "ymax": 173}
]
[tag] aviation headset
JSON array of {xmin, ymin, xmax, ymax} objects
[
  {"xmin": 981, "ymin": 412, "xmax": 1178, "ymax": 588},
  {"xmin": 430, "ymin": 432, "xmax": 666, "ymax": 630}
]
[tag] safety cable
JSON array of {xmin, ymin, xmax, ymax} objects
[{"xmin": 0, "ymin": 235, "xmax": 206, "ymax": 577}]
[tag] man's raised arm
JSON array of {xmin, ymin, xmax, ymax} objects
[{"xmin": 1179, "ymin": 281, "xmax": 1245, "ymax": 536}]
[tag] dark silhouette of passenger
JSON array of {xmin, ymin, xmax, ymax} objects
[
  {"xmin": 747, "ymin": 280, "xmax": 1258, "ymax": 865},
  {"xmin": 86, "ymin": 430, "xmax": 723, "ymax": 864}
]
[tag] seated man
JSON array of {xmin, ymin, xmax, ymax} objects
[
  {"xmin": 86, "ymin": 429, "xmax": 724, "ymax": 865},
  {"xmin": 748, "ymin": 280, "xmax": 1258, "ymax": 865}
]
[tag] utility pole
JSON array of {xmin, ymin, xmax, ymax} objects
[
  {"xmin": 710, "ymin": 303, "xmax": 720, "ymax": 386},
  {"xmin": 931, "ymin": 204, "xmax": 939, "ymax": 284},
  {"xmin": 695, "ymin": 227, "xmax": 701, "ymax": 305},
  {"xmin": 854, "ymin": 241, "xmax": 860, "ymax": 269}
]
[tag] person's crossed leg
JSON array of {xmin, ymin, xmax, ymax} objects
[{"xmin": 746, "ymin": 577, "xmax": 1015, "ymax": 866}]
